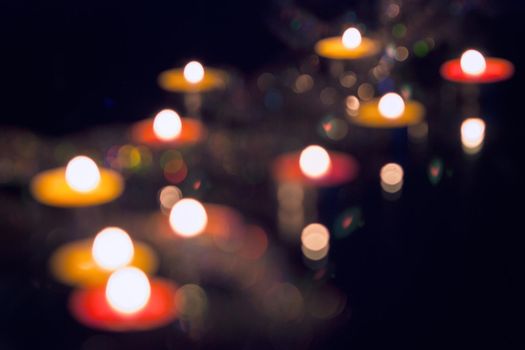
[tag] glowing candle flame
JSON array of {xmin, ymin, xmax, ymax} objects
[
  {"xmin": 299, "ymin": 145, "xmax": 331, "ymax": 179},
  {"xmin": 183, "ymin": 61, "xmax": 205, "ymax": 84},
  {"xmin": 92, "ymin": 227, "xmax": 134, "ymax": 271},
  {"xmin": 461, "ymin": 118, "xmax": 485, "ymax": 149},
  {"xmin": 378, "ymin": 93, "xmax": 405, "ymax": 119},
  {"xmin": 169, "ymin": 198, "xmax": 208, "ymax": 237},
  {"xmin": 460, "ymin": 49, "xmax": 486, "ymax": 76},
  {"xmin": 65, "ymin": 156, "xmax": 101, "ymax": 192},
  {"xmin": 105, "ymin": 267, "xmax": 151, "ymax": 315},
  {"xmin": 153, "ymin": 109, "xmax": 182, "ymax": 141},
  {"xmin": 342, "ymin": 27, "xmax": 362, "ymax": 49}
]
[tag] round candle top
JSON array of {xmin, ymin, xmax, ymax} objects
[
  {"xmin": 299, "ymin": 145, "xmax": 332, "ymax": 179},
  {"xmin": 152, "ymin": 109, "xmax": 182, "ymax": 141},
  {"xmin": 70, "ymin": 277, "xmax": 177, "ymax": 332},
  {"xmin": 31, "ymin": 156, "xmax": 124, "ymax": 207},
  {"xmin": 351, "ymin": 93, "xmax": 425, "ymax": 128},
  {"xmin": 169, "ymin": 198, "xmax": 208, "ymax": 238},
  {"xmin": 50, "ymin": 239, "xmax": 157, "ymax": 287},
  {"xmin": 131, "ymin": 113, "xmax": 205, "ymax": 148},
  {"xmin": 272, "ymin": 149, "xmax": 359, "ymax": 187},
  {"xmin": 315, "ymin": 27, "xmax": 380, "ymax": 60},
  {"xmin": 440, "ymin": 49, "xmax": 514, "ymax": 83},
  {"xmin": 158, "ymin": 60, "xmax": 227, "ymax": 93},
  {"xmin": 92, "ymin": 227, "xmax": 134, "ymax": 271},
  {"xmin": 106, "ymin": 267, "xmax": 151, "ymax": 315}
]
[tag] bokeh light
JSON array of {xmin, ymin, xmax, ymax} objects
[
  {"xmin": 380, "ymin": 163, "xmax": 404, "ymax": 193},
  {"xmin": 299, "ymin": 145, "xmax": 331, "ymax": 179},
  {"xmin": 169, "ymin": 198, "xmax": 208, "ymax": 237},
  {"xmin": 105, "ymin": 267, "xmax": 151, "ymax": 315},
  {"xmin": 378, "ymin": 93, "xmax": 405, "ymax": 119},
  {"xmin": 92, "ymin": 227, "xmax": 134, "ymax": 271},
  {"xmin": 65, "ymin": 156, "xmax": 101, "ymax": 192},
  {"xmin": 301, "ymin": 223, "xmax": 330, "ymax": 261},
  {"xmin": 460, "ymin": 49, "xmax": 486, "ymax": 76},
  {"xmin": 342, "ymin": 27, "xmax": 362, "ymax": 49},
  {"xmin": 153, "ymin": 109, "xmax": 182, "ymax": 141},
  {"xmin": 461, "ymin": 118, "xmax": 486, "ymax": 154},
  {"xmin": 159, "ymin": 185, "xmax": 183, "ymax": 214},
  {"xmin": 183, "ymin": 61, "xmax": 205, "ymax": 84}
]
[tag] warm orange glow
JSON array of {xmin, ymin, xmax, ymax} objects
[
  {"xmin": 92, "ymin": 227, "xmax": 134, "ymax": 271},
  {"xmin": 342, "ymin": 27, "xmax": 362, "ymax": 49},
  {"xmin": 106, "ymin": 267, "xmax": 151, "ymax": 315},
  {"xmin": 460, "ymin": 49, "xmax": 486, "ymax": 76},
  {"xmin": 65, "ymin": 156, "xmax": 101, "ymax": 192},
  {"xmin": 380, "ymin": 163, "xmax": 404, "ymax": 193},
  {"xmin": 183, "ymin": 61, "xmax": 205, "ymax": 84},
  {"xmin": 301, "ymin": 223, "xmax": 330, "ymax": 261},
  {"xmin": 378, "ymin": 93, "xmax": 405, "ymax": 119},
  {"xmin": 299, "ymin": 145, "xmax": 331, "ymax": 179},
  {"xmin": 461, "ymin": 118, "xmax": 485, "ymax": 153},
  {"xmin": 169, "ymin": 198, "xmax": 208, "ymax": 237},
  {"xmin": 153, "ymin": 109, "xmax": 182, "ymax": 141}
]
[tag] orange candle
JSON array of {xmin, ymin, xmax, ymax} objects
[
  {"xmin": 31, "ymin": 155, "xmax": 124, "ymax": 207},
  {"xmin": 158, "ymin": 60, "xmax": 228, "ymax": 93},
  {"xmin": 315, "ymin": 27, "xmax": 381, "ymax": 60}
]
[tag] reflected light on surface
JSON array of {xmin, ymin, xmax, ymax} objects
[
  {"xmin": 380, "ymin": 163, "xmax": 404, "ymax": 193},
  {"xmin": 342, "ymin": 27, "xmax": 362, "ymax": 49},
  {"xmin": 301, "ymin": 223, "xmax": 330, "ymax": 261},
  {"xmin": 461, "ymin": 118, "xmax": 485, "ymax": 153},
  {"xmin": 378, "ymin": 93, "xmax": 405, "ymax": 119},
  {"xmin": 92, "ymin": 227, "xmax": 134, "ymax": 271},
  {"xmin": 65, "ymin": 156, "xmax": 101, "ymax": 192},
  {"xmin": 169, "ymin": 198, "xmax": 207, "ymax": 237},
  {"xmin": 460, "ymin": 50, "xmax": 486, "ymax": 76},
  {"xmin": 153, "ymin": 109, "xmax": 182, "ymax": 141},
  {"xmin": 299, "ymin": 145, "xmax": 331, "ymax": 179},
  {"xmin": 105, "ymin": 267, "xmax": 151, "ymax": 315},
  {"xmin": 183, "ymin": 61, "xmax": 205, "ymax": 84}
]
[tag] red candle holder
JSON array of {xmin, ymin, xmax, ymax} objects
[
  {"xmin": 69, "ymin": 278, "xmax": 177, "ymax": 332},
  {"xmin": 272, "ymin": 151, "xmax": 359, "ymax": 187},
  {"xmin": 131, "ymin": 117, "xmax": 206, "ymax": 148},
  {"xmin": 440, "ymin": 57, "xmax": 514, "ymax": 83}
]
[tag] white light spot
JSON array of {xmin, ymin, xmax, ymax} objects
[
  {"xmin": 92, "ymin": 227, "xmax": 134, "ymax": 271},
  {"xmin": 65, "ymin": 156, "xmax": 101, "ymax": 192},
  {"xmin": 105, "ymin": 267, "xmax": 151, "ymax": 315},
  {"xmin": 460, "ymin": 49, "xmax": 486, "ymax": 76},
  {"xmin": 169, "ymin": 198, "xmax": 208, "ymax": 237},
  {"xmin": 299, "ymin": 145, "xmax": 331, "ymax": 179},
  {"xmin": 183, "ymin": 61, "xmax": 205, "ymax": 84},
  {"xmin": 153, "ymin": 109, "xmax": 182, "ymax": 141},
  {"xmin": 378, "ymin": 93, "xmax": 405, "ymax": 119},
  {"xmin": 342, "ymin": 27, "xmax": 362, "ymax": 49}
]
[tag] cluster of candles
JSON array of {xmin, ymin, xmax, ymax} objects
[{"xmin": 26, "ymin": 22, "xmax": 513, "ymax": 332}]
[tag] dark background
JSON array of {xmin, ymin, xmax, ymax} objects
[{"xmin": 1, "ymin": 0, "xmax": 525, "ymax": 349}]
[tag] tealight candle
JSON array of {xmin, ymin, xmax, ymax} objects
[
  {"xmin": 69, "ymin": 268, "xmax": 177, "ymax": 331},
  {"xmin": 158, "ymin": 60, "xmax": 228, "ymax": 93},
  {"xmin": 461, "ymin": 118, "xmax": 486, "ymax": 154},
  {"xmin": 351, "ymin": 92, "xmax": 425, "ymax": 128},
  {"xmin": 31, "ymin": 156, "xmax": 124, "ymax": 207},
  {"xmin": 50, "ymin": 227, "xmax": 157, "ymax": 287},
  {"xmin": 440, "ymin": 49, "xmax": 514, "ymax": 83},
  {"xmin": 273, "ymin": 145, "xmax": 359, "ymax": 187},
  {"xmin": 315, "ymin": 27, "xmax": 381, "ymax": 60},
  {"xmin": 131, "ymin": 108, "xmax": 206, "ymax": 148}
]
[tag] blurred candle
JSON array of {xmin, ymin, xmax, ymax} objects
[
  {"xmin": 299, "ymin": 145, "xmax": 332, "ymax": 179},
  {"xmin": 352, "ymin": 92, "xmax": 425, "ymax": 128},
  {"xmin": 461, "ymin": 118, "xmax": 486, "ymax": 154},
  {"xmin": 301, "ymin": 223, "xmax": 330, "ymax": 261},
  {"xmin": 158, "ymin": 60, "xmax": 228, "ymax": 93},
  {"xmin": 31, "ymin": 155, "xmax": 124, "ymax": 207},
  {"xmin": 315, "ymin": 27, "xmax": 380, "ymax": 60},
  {"xmin": 380, "ymin": 163, "xmax": 404, "ymax": 194},
  {"xmin": 441, "ymin": 49, "xmax": 514, "ymax": 83},
  {"xmin": 106, "ymin": 267, "xmax": 151, "ymax": 314},
  {"xmin": 183, "ymin": 61, "xmax": 205, "ymax": 84},
  {"xmin": 92, "ymin": 227, "xmax": 134, "ymax": 271},
  {"xmin": 131, "ymin": 108, "xmax": 205, "ymax": 148}
]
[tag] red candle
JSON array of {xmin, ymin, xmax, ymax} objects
[
  {"xmin": 69, "ymin": 278, "xmax": 177, "ymax": 332},
  {"xmin": 272, "ymin": 146, "xmax": 359, "ymax": 187},
  {"xmin": 440, "ymin": 49, "xmax": 514, "ymax": 83},
  {"xmin": 131, "ymin": 109, "xmax": 205, "ymax": 148}
]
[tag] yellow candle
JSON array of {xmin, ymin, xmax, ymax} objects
[
  {"xmin": 158, "ymin": 60, "xmax": 228, "ymax": 93},
  {"xmin": 30, "ymin": 156, "xmax": 124, "ymax": 207},
  {"xmin": 315, "ymin": 27, "xmax": 380, "ymax": 60},
  {"xmin": 49, "ymin": 239, "xmax": 157, "ymax": 287},
  {"xmin": 351, "ymin": 93, "xmax": 425, "ymax": 128}
]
